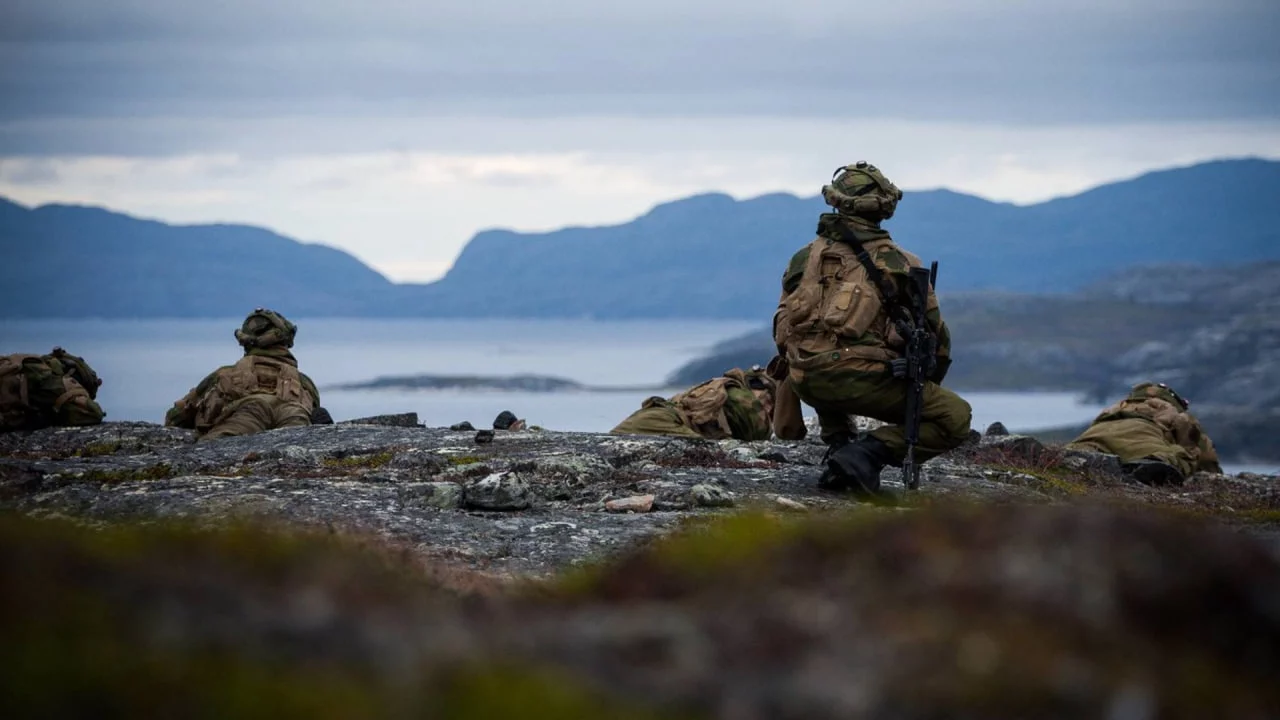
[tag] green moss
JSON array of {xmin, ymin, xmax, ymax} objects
[
  {"xmin": 447, "ymin": 456, "xmax": 484, "ymax": 466},
  {"xmin": 321, "ymin": 452, "xmax": 394, "ymax": 470},
  {"xmin": 79, "ymin": 464, "xmax": 174, "ymax": 484},
  {"xmin": 1238, "ymin": 509, "xmax": 1280, "ymax": 524},
  {"xmin": 551, "ymin": 509, "xmax": 886, "ymax": 598},
  {"xmin": 0, "ymin": 514, "xmax": 471, "ymax": 719},
  {"xmin": 75, "ymin": 441, "xmax": 124, "ymax": 458},
  {"xmin": 432, "ymin": 665, "xmax": 685, "ymax": 720},
  {"xmin": 994, "ymin": 466, "xmax": 1090, "ymax": 496}
]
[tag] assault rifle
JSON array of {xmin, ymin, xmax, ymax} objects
[{"xmin": 892, "ymin": 262, "xmax": 938, "ymax": 490}]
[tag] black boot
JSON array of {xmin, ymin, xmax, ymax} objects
[
  {"xmin": 821, "ymin": 437, "xmax": 895, "ymax": 496},
  {"xmin": 1122, "ymin": 458, "xmax": 1185, "ymax": 486},
  {"xmin": 820, "ymin": 432, "xmax": 853, "ymax": 465}
]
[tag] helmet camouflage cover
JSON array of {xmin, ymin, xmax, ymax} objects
[
  {"xmin": 45, "ymin": 347, "xmax": 103, "ymax": 400},
  {"xmin": 1128, "ymin": 381, "xmax": 1190, "ymax": 410},
  {"xmin": 234, "ymin": 308, "xmax": 297, "ymax": 349},
  {"xmin": 821, "ymin": 161, "xmax": 904, "ymax": 222}
]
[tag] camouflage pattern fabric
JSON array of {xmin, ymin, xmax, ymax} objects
[
  {"xmin": 775, "ymin": 219, "xmax": 953, "ymax": 375},
  {"xmin": 775, "ymin": 204, "xmax": 969, "ymax": 458},
  {"xmin": 610, "ymin": 397, "xmax": 705, "ymax": 439},
  {"xmin": 234, "ymin": 308, "xmax": 297, "ymax": 350},
  {"xmin": 202, "ymin": 395, "xmax": 313, "ymax": 441},
  {"xmin": 166, "ymin": 348, "xmax": 319, "ymax": 440},
  {"xmin": 771, "ymin": 378, "xmax": 807, "ymax": 441},
  {"xmin": 0, "ymin": 352, "xmax": 105, "ymax": 432},
  {"xmin": 790, "ymin": 362, "xmax": 971, "ymax": 463},
  {"xmin": 721, "ymin": 385, "xmax": 772, "ymax": 441},
  {"xmin": 1066, "ymin": 382, "xmax": 1222, "ymax": 477},
  {"xmin": 821, "ymin": 161, "xmax": 904, "ymax": 222},
  {"xmin": 610, "ymin": 369, "xmax": 775, "ymax": 441}
]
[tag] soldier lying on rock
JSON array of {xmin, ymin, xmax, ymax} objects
[
  {"xmin": 1066, "ymin": 381, "xmax": 1222, "ymax": 484},
  {"xmin": 165, "ymin": 309, "xmax": 321, "ymax": 441},
  {"xmin": 0, "ymin": 347, "xmax": 106, "ymax": 431},
  {"xmin": 610, "ymin": 367, "xmax": 775, "ymax": 441}
]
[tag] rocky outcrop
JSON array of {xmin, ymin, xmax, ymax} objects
[
  {"xmin": 3, "ymin": 491, "xmax": 1280, "ymax": 718},
  {"xmin": 2, "ymin": 421, "xmax": 1277, "ymax": 575},
  {"xmin": 2, "ymin": 421, "xmax": 1280, "ymax": 717}
]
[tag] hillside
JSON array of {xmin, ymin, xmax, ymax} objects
[
  {"xmin": 1, "ymin": 421, "xmax": 1277, "ymax": 716},
  {"xmin": 410, "ymin": 158, "xmax": 1280, "ymax": 318},
  {"xmin": 2, "ymin": 158, "xmax": 1278, "ymax": 318},
  {"xmin": 0, "ymin": 198, "xmax": 397, "ymax": 318},
  {"xmin": 669, "ymin": 261, "xmax": 1280, "ymax": 460}
]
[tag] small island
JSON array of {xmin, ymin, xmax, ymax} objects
[{"xmin": 326, "ymin": 373, "xmax": 667, "ymax": 394}]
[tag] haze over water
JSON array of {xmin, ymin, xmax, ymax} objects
[{"xmin": 0, "ymin": 316, "xmax": 1096, "ymax": 421}]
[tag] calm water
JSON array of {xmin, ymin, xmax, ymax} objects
[{"xmin": 1, "ymin": 319, "xmax": 1271, "ymax": 474}]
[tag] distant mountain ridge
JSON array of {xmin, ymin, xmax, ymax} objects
[
  {"xmin": 0, "ymin": 196, "xmax": 396, "ymax": 318},
  {"xmin": 2, "ymin": 158, "xmax": 1278, "ymax": 318}
]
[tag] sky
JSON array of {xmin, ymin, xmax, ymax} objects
[{"xmin": 2, "ymin": 0, "xmax": 1278, "ymax": 282}]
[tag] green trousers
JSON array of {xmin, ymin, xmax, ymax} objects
[
  {"xmin": 792, "ymin": 367, "xmax": 972, "ymax": 463},
  {"xmin": 1066, "ymin": 418, "xmax": 1195, "ymax": 478},
  {"xmin": 201, "ymin": 395, "xmax": 312, "ymax": 441},
  {"xmin": 610, "ymin": 399, "xmax": 704, "ymax": 439}
]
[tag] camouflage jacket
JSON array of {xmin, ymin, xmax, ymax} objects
[
  {"xmin": 670, "ymin": 368, "xmax": 774, "ymax": 442},
  {"xmin": 1090, "ymin": 390, "xmax": 1222, "ymax": 474},
  {"xmin": 775, "ymin": 214, "xmax": 951, "ymax": 379},
  {"xmin": 165, "ymin": 349, "xmax": 319, "ymax": 432},
  {"xmin": 720, "ymin": 385, "xmax": 772, "ymax": 441},
  {"xmin": 0, "ymin": 352, "xmax": 106, "ymax": 431}
]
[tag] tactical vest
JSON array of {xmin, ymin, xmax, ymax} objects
[
  {"xmin": 0, "ymin": 354, "xmax": 95, "ymax": 431},
  {"xmin": 194, "ymin": 355, "xmax": 314, "ymax": 431},
  {"xmin": 777, "ymin": 237, "xmax": 894, "ymax": 359},
  {"xmin": 1096, "ymin": 397, "xmax": 1204, "ymax": 458},
  {"xmin": 670, "ymin": 369, "xmax": 771, "ymax": 440}
]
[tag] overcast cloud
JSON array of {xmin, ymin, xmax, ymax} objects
[{"xmin": 2, "ymin": 0, "xmax": 1278, "ymax": 281}]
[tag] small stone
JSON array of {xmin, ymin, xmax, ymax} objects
[
  {"xmin": 605, "ymin": 494, "xmax": 655, "ymax": 513},
  {"xmin": 758, "ymin": 448, "xmax": 790, "ymax": 463},
  {"xmin": 493, "ymin": 411, "xmax": 522, "ymax": 430},
  {"xmin": 690, "ymin": 483, "xmax": 735, "ymax": 508},
  {"xmin": 417, "ymin": 481, "xmax": 463, "ymax": 509},
  {"xmin": 728, "ymin": 447, "xmax": 757, "ymax": 464},
  {"xmin": 985, "ymin": 421, "xmax": 1009, "ymax": 436},
  {"xmin": 463, "ymin": 472, "xmax": 531, "ymax": 511},
  {"xmin": 449, "ymin": 421, "xmax": 475, "ymax": 432},
  {"xmin": 474, "ymin": 430, "xmax": 495, "ymax": 444},
  {"xmin": 1060, "ymin": 449, "xmax": 1123, "ymax": 478},
  {"xmin": 979, "ymin": 434, "xmax": 1047, "ymax": 462},
  {"xmin": 774, "ymin": 496, "xmax": 808, "ymax": 512}
]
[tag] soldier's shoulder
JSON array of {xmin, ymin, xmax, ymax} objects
[{"xmin": 872, "ymin": 241, "xmax": 914, "ymax": 273}]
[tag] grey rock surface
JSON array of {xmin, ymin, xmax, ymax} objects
[
  {"xmin": 341, "ymin": 412, "xmax": 422, "ymax": 427},
  {"xmin": 1, "ymin": 422, "xmax": 1277, "ymax": 577}
]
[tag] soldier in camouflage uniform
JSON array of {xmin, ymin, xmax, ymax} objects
[
  {"xmin": 773, "ymin": 162, "xmax": 972, "ymax": 494},
  {"xmin": 1067, "ymin": 382, "xmax": 1221, "ymax": 484},
  {"xmin": 165, "ymin": 309, "xmax": 320, "ymax": 441},
  {"xmin": 611, "ymin": 367, "xmax": 776, "ymax": 441},
  {"xmin": 0, "ymin": 347, "xmax": 106, "ymax": 431}
]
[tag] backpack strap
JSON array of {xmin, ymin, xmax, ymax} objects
[
  {"xmin": 1, "ymin": 355, "xmax": 36, "ymax": 409},
  {"xmin": 53, "ymin": 376, "xmax": 87, "ymax": 412},
  {"xmin": 824, "ymin": 221, "xmax": 911, "ymax": 326}
]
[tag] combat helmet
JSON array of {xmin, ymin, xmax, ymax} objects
[
  {"xmin": 46, "ymin": 347, "xmax": 103, "ymax": 400},
  {"xmin": 234, "ymin": 308, "xmax": 297, "ymax": 350},
  {"xmin": 821, "ymin": 161, "xmax": 903, "ymax": 222},
  {"xmin": 1128, "ymin": 382, "xmax": 1190, "ymax": 411}
]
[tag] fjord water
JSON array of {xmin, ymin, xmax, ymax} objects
[{"xmin": 2, "ymin": 318, "xmax": 1108, "ymax": 431}]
